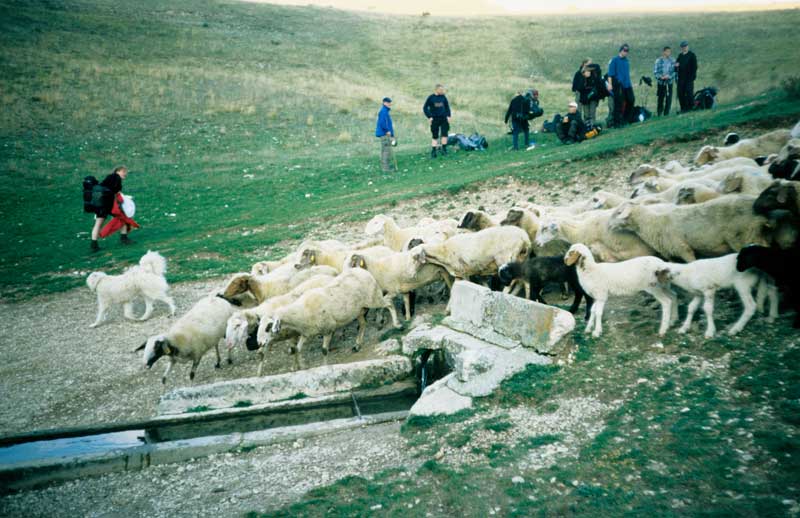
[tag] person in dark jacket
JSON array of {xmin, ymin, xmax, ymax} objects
[
  {"xmin": 90, "ymin": 165, "xmax": 131, "ymax": 251},
  {"xmin": 556, "ymin": 102, "xmax": 585, "ymax": 144},
  {"xmin": 572, "ymin": 58, "xmax": 591, "ymax": 106},
  {"xmin": 607, "ymin": 44, "xmax": 635, "ymax": 127},
  {"xmin": 375, "ymin": 97, "xmax": 395, "ymax": 172},
  {"xmin": 675, "ymin": 40, "xmax": 698, "ymax": 113},
  {"xmin": 504, "ymin": 91, "xmax": 531, "ymax": 151},
  {"xmin": 577, "ymin": 64, "xmax": 603, "ymax": 128},
  {"xmin": 423, "ymin": 84, "xmax": 451, "ymax": 159}
]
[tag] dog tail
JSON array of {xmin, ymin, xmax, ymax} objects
[
  {"xmin": 139, "ymin": 251, "xmax": 167, "ymax": 276},
  {"xmin": 86, "ymin": 272, "xmax": 105, "ymax": 292}
]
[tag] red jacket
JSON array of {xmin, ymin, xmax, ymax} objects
[{"xmin": 100, "ymin": 193, "xmax": 139, "ymax": 238}]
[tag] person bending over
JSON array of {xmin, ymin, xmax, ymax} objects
[
  {"xmin": 423, "ymin": 84, "xmax": 451, "ymax": 159},
  {"xmin": 89, "ymin": 165, "xmax": 131, "ymax": 252}
]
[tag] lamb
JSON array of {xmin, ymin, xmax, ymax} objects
[
  {"xmin": 348, "ymin": 247, "xmax": 450, "ymax": 321},
  {"xmin": 499, "ymin": 207, "xmax": 540, "ymax": 242},
  {"xmin": 413, "ymin": 225, "xmax": 531, "ymax": 279},
  {"xmin": 87, "ymin": 250, "xmax": 176, "ymax": 327},
  {"xmin": 457, "ymin": 209, "xmax": 504, "ymax": 231},
  {"xmin": 498, "ymin": 256, "xmax": 593, "ymax": 318},
  {"xmin": 654, "ymin": 254, "xmax": 778, "ymax": 338},
  {"xmin": 138, "ymin": 294, "xmax": 238, "ymax": 384},
  {"xmin": 365, "ymin": 214, "xmax": 455, "ymax": 251},
  {"xmin": 219, "ymin": 265, "xmax": 338, "ymax": 304},
  {"xmin": 535, "ymin": 209, "xmax": 656, "ymax": 263},
  {"xmin": 257, "ymin": 268, "xmax": 401, "ymax": 359},
  {"xmin": 694, "ymin": 129, "xmax": 792, "ymax": 165},
  {"xmin": 737, "ymin": 244, "xmax": 800, "ymax": 327},
  {"xmin": 608, "ymin": 196, "xmax": 771, "ymax": 263},
  {"xmin": 227, "ymin": 274, "xmax": 337, "ymax": 375},
  {"xmin": 564, "ymin": 243, "xmax": 678, "ymax": 337}
]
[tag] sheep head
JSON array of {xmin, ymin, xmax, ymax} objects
[
  {"xmin": 564, "ymin": 244, "xmax": 590, "ymax": 268},
  {"xmin": 295, "ymin": 248, "xmax": 318, "ymax": 270},
  {"xmin": 654, "ymin": 268, "xmax": 673, "ymax": 285},
  {"xmin": 736, "ymin": 245, "xmax": 769, "ymax": 272},
  {"xmin": 143, "ymin": 334, "xmax": 172, "ymax": 369},
  {"xmin": 723, "ymin": 132, "xmax": 740, "ymax": 146},
  {"xmin": 364, "ymin": 215, "xmax": 387, "ymax": 235},
  {"xmin": 406, "ymin": 238, "xmax": 425, "ymax": 250},
  {"xmin": 412, "ymin": 248, "xmax": 428, "ymax": 267},
  {"xmin": 676, "ymin": 187, "xmax": 697, "ymax": 205},
  {"xmin": 590, "ymin": 193, "xmax": 608, "ymax": 210},
  {"xmin": 534, "ymin": 220, "xmax": 559, "ymax": 247},
  {"xmin": 220, "ymin": 274, "xmax": 251, "ymax": 299},
  {"xmin": 349, "ymin": 254, "xmax": 367, "ymax": 270},
  {"xmin": 251, "ymin": 261, "xmax": 271, "ymax": 276},
  {"xmin": 608, "ymin": 204, "xmax": 635, "ymax": 232},
  {"xmin": 718, "ymin": 172, "xmax": 744, "ymax": 194},
  {"xmin": 694, "ymin": 145, "xmax": 719, "ymax": 165},
  {"xmin": 225, "ymin": 313, "xmax": 251, "ymax": 351},
  {"xmin": 500, "ymin": 208, "xmax": 524, "ymax": 227},
  {"xmin": 257, "ymin": 318, "xmax": 279, "ymax": 348},
  {"xmin": 629, "ymin": 164, "xmax": 662, "ymax": 184},
  {"xmin": 753, "ymin": 180, "xmax": 797, "ymax": 216},
  {"xmin": 458, "ymin": 211, "xmax": 479, "ymax": 230}
]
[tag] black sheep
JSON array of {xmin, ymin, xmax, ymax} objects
[
  {"xmin": 498, "ymin": 256, "xmax": 593, "ymax": 318},
  {"xmin": 737, "ymin": 244, "xmax": 800, "ymax": 328}
]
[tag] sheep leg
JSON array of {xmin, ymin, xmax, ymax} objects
[
  {"xmin": 523, "ymin": 281, "xmax": 531, "ymax": 300},
  {"xmin": 354, "ymin": 312, "xmax": 368, "ymax": 352},
  {"xmin": 702, "ymin": 292, "xmax": 717, "ymax": 339},
  {"xmin": 728, "ymin": 281, "xmax": 757, "ymax": 336},
  {"xmin": 679, "ymin": 296, "xmax": 701, "ymax": 334},
  {"xmin": 403, "ymin": 293, "xmax": 412, "ymax": 321},
  {"xmin": 214, "ymin": 342, "xmax": 221, "ymax": 369},
  {"xmin": 157, "ymin": 294, "xmax": 176, "ymax": 316},
  {"xmin": 257, "ymin": 349, "xmax": 266, "ymax": 377},
  {"xmin": 383, "ymin": 295, "xmax": 402, "ymax": 328},
  {"xmin": 139, "ymin": 298, "xmax": 154, "ymax": 321},
  {"xmin": 161, "ymin": 359, "xmax": 174, "ymax": 385},
  {"xmin": 502, "ymin": 280, "xmax": 517, "ymax": 295},
  {"xmin": 90, "ymin": 301, "xmax": 108, "ymax": 328},
  {"xmin": 584, "ymin": 295, "xmax": 594, "ymax": 321},
  {"xmin": 561, "ymin": 282, "xmax": 569, "ymax": 301},
  {"xmin": 766, "ymin": 284, "xmax": 779, "ymax": 323},
  {"xmin": 647, "ymin": 287, "xmax": 674, "ymax": 337},
  {"xmin": 584, "ymin": 300, "xmax": 597, "ymax": 334},
  {"xmin": 591, "ymin": 299, "xmax": 606, "ymax": 337},
  {"xmin": 755, "ymin": 280, "xmax": 767, "ymax": 314},
  {"xmin": 124, "ymin": 302, "xmax": 138, "ymax": 320},
  {"xmin": 322, "ymin": 334, "xmax": 333, "ymax": 355}
]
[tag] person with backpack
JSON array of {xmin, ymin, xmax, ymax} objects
[
  {"xmin": 607, "ymin": 44, "xmax": 635, "ymax": 127},
  {"xmin": 86, "ymin": 166, "xmax": 132, "ymax": 252},
  {"xmin": 572, "ymin": 58, "xmax": 592, "ymax": 106},
  {"xmin": 675, "ymin": 40, "xmax": 698, "ymax": 113},
  {"xmin": 653, "ymin": 46, "xmax": 676, "ymax": 116},
  {"xmin": 504, "ymin": 91, "xmax": 531, "ymax": 151},
  {"xmin": 423, "ymin": 84, "xmax": 452, "ymax": 159},
  {"xmin": 375, "ymin": 97, "xmax": 396, "ymax": 172},
  {"xmin": 576, "ymin": 63, "xmax": 604, "ymax": 129},
  {"xmin": 556, "ymin": 101, "xmax": 586, "ymax": 145}
]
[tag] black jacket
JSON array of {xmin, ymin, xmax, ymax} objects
[
  {"xmin": 505, "ymin": 95, "xmax": 527, "ymax": 124},
  {"xmin": 423, "ymin": 94, "xmax": 451, "ymax": 118},
  {"xmin": 572, "ymin": 68, "xmax": 583, "ymax": 92},
  {"xmin": 100, "ymin": 172, "xmax": 123, "ymax": 194},
  {"xmin": 577, "ymin": 73, "xmax": 604, "ymax": 104},
  {"xmin": 676, "ymin": 51, "xmax": 698, "ymax": 82}
]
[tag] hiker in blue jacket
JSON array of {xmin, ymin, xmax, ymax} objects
[
  {"xmin": 375, "ymin": 97, "xmax": 396, "ymax": 172},
  {"xmin": 607, "ymin": 44, "xmax": 635, "ymax": 127}
]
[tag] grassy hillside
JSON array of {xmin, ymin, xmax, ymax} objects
[{"xmin": 1, "ymin": 0, "xmax": 799, "ymax": 300}]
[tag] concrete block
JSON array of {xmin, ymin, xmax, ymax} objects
[{"xmin": 408, "ymin": 374, "xmax": 472, "ymax": 417}]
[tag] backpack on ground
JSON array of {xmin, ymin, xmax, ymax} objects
[
  {"xmin": 542, "ymin": 114, "xmax": 562, "ymax": 133},
  {"xmin": 632, "ymin": 106, "xmax": 652, "ymax": 123},
  {"xmin": 693, "ymin": 87, "xmax": 718, "ymax": 110},
  {"xmin": 451, "ymin": 133, "xmax": 488, "ymax": 151}
]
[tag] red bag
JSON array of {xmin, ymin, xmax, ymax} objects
[{"xmin": 99, "ymin": 193, "xmax": 140, "ymax": 238}]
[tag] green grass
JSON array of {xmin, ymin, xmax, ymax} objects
[{"xmin": 2, "ymin": 1, "xmax": 800, "ymax": 300}]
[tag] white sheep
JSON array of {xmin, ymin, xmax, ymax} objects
[
  {"xmin": 257, "ymin": 268, "xmax": 401, "ymax": 359},
  {"xmin": 139, "ymin": 294, "xmax": 238, "ymax": 384},
  {"xmin": 498, "ymin": 207, "xmax": 541, "ymax": 242},
  {"xmin": 413, "ymin": 225, "xmax": 531, "ymax": 279},
  {"xmin": 630, "ymin": 157, "xmax": 759, "ymax": 185},
  {"xmin": 535, "ymin": 209, "xmax": 656, "ymax": 263},
  {"xmin": 250, "ymin": 239, "xmax": 348, "ymax": 276},
  {"xmin": 296, "ymin": 244, "xmax": 394, "ymax": 273},
  {"xmin": 219, "ymin": 265, "xmax": 337, "ymax": 304},
  {"xmin": 366, "ymin": 214, "xmax": 455, "ymax": 251},
  {"xmin": 694, "ymin": 129, "xmax": 792, "ymax": 165},
  {"xmin": 457, "ymin": 209, "xmax": 504, "ymax": 231},
  {"xmin": 564, "ymin": 243, "xmax": 678, "ymax": 337},
  {"xmin": 348, "ymin": 247, "xmax": 450, "ymax": 321},
  {"xmin": 608, "ymin": 196, "xmax": 771, "ymax": 263},
  {"xmin": 654, "ymin": 254, "xmax": 778, "ymax": 339}
]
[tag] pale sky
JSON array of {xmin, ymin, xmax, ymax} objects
[{"xmin": 244, "ymin": 0, "xmax": 800, "ymax": 14}]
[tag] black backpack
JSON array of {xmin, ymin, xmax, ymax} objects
[
  {"xmin": 83, "ymin": 176, "xmax": 98, "ymax": 213},
  {"xmin": 693, "ymin": 87, "xmax": 717, "ymax": 110}
]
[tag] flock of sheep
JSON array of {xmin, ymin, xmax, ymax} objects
[{"xmin": 87, "ymin": 122, "xmax": 800, "ymax": 385}]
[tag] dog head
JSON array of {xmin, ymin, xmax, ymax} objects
[{"xmin": 86, "ymin": 272, "xmax": 106, "ymax": 292}]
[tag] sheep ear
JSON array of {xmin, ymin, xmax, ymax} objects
[
  {"xmin": 529, "ymin": 207, "xmax": 541, "ymax": 218},
  {"xmin": 617, "ymin": 205, "xmax": 632, "ymax": 220},
  {"xmin": 272, "ymin": 319, "xmax": 281, "ymax": 333},
  {"xmin": 720, "ymin": 174, "xmax": 742, "ymax": 194},
  {"xmin": 459, "ymin": 211, "xmax": 474, "ymax": 228},
  {"xmin": 133, "ymin": 341, "xmax": 147, "ymax": 352},
  {"xmin": 655, "ymin": 269, "xmax": 670, "ymax": 284},
  {"xmin": 359, "ymin": 258, "xmax": 366, "ymax": 269}
]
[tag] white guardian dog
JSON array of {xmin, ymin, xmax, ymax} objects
[{"xmin": 86, "ymin": 250, "xmax": 176, "ymax": 327}]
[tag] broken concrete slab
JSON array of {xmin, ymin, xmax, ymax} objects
[
  {"xmin": 408, "ymin": 374, "xmax": 473, "ymax": 417},
  {"xmin": 448, "ymin": 280, "xmax": 575, "ymax": 354},
  {"xmin": 158, "ymin": 356, "xmax": 412, "ymax": 416}
]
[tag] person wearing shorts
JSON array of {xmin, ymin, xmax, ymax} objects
[
  {"xmin": 423, "ymin": 84, "xmax": 451, "ymax": 159},
  {"xmin": 90, "ymin": 165, "xmax": 131, "ymax": 251}
]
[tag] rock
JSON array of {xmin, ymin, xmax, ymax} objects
[
  {"xmin": 446, "ymin": 281, "xmax": 575, "ymax": 354},
  {"xmin": 512, "ymin": 476, "xmax": 525, "ymax": 484},
  {"xmin": 408, "ymin": 374, "xmax": 472, "ymax": 417},
  {"xmin": 374, "ymin": 338, "xmax": 401, "ymax": 356}
]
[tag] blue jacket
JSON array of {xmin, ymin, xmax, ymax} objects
[
  {"xmin": 375, "ymin": 105, "xmax": 393, "ymax": 137},
  {"xmin": 608, "ymin": 55, "xmax": 632, "ymax": 88}
]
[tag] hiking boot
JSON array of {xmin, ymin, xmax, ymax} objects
[
  {"xmin": 120, "ymin": 234, "xmax": 134, "ymax": 245},
  {"xmin": 90, "ymin": 240, "xmax": 100, "ymax": 252},
  {"xmin": 440, "ymin": 145, "xmax": 448, "ymax": 156},
  {"xmin": 430, "ymin": 147, "xmax": 437, "ymax": 159}
]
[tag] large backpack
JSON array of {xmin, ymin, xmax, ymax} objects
[
  {"xmin": 83, "ymin": 176, "xmax": 98, "ymax": 213},
  {"xmin": 693, "ymin": 87, "xmax": 717, "ymax": 110}
]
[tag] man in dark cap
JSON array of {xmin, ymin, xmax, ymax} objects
[
  {"xmin": 675, "ymin": 41, "xmax": 698, "ymax": 113},
  {"xmin": 375, "ymin": 97, "xmax": 396, "ymax": 172},
  {"xmin": 607, "ymin": 44, "xmax": 635, "ymax": 127}
]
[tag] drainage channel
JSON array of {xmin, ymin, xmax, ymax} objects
[{"xmin": 0, "ymin": 383, "xmax": 418, "ymax": 495}]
